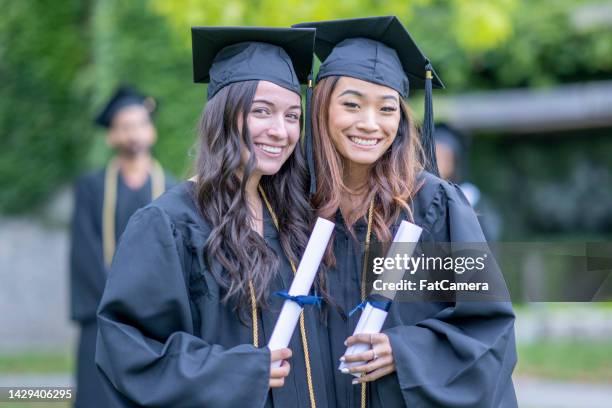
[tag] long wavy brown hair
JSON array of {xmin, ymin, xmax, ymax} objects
[
  {"xmin": 311, "ymin": 76, "xmax": 425, "ymax": 250},
  {"xmin": 194, "ymin": 80, "xmax": 312, "ymax": 321}
]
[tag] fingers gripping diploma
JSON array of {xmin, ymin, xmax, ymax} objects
[
  {"xmin": 339, "ymin": 333, "xmax": 395, "ymax": 384},
  {"xmin": 269, "ymin": 348, "xmax": 292, "ymax": 388}
]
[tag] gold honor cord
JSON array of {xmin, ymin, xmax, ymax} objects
[
  {"xmin": 250, "ymin": 186, "xmax": 317, "ymax": 408},
  {"xmin": 102, "ymin": 158, "xmax": 166, "ymax": 267},
  {"xmin": 360, "ymin": 201, "xmax": 374, "ymax": 408},
  {"xmin": 249, "ymin": 280, "xmax": 259, "ymax": 347}
]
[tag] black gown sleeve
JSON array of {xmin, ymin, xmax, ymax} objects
[
  {"xmin": 95, "ymin": 205, "xmax": 271, "ymax": 408},
  {"xmin": 380, "ymin": 180, "xmax": 517, "ymax": 407},
  {"xmin": 70, "ymin": 176, "xmax": 106, "ymax": 323}
]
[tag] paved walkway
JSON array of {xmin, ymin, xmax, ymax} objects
[
  {"xmin": 0, "ymin": 374, "xmax": 73, "ymax": 387},
  {"xmin": 1, "ymin": 374, "xmax": 612, "ymax": 407},
  {"xmin": 514, "ymin": 376, "xmax": 612, "ymax": 408}
]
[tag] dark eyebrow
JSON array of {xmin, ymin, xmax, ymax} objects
[
  {"xmin": 252, "ymin": 99, "xmax": 273, "ymax": 106},
  {"xmin": 252, "ymin": 100, "xmax": 301, "ymax": 111},
  {"xmin": 338, "ymin": 89, "xmax": 363, "ymax": 98},
  {"xmin": 338, "ymin": 89, "xmax": 398, "ymax": 102},
  {"xmin": 381, "ymin": 95, "xmax": 399, "ymax": 102}
]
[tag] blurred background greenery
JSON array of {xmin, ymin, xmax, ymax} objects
[
  {"xmin": 2, "ymin": 0, "xmax": 612, "ymax": 240},
  {"xmin": 1, "ymin": 1, "xmax": 611, "ymax": 405}
]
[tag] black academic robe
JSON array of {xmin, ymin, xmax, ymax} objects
[
  {"xmin": 95, "ymin": 181, "xmax": 331, "ymax": 408},
  {"xmin": 69, "ymin": 167, "xmax": 174, "ymax": 408},
  {"xmin": 324, "ymin": 171, "xmax": 517, "ymax": 408}
]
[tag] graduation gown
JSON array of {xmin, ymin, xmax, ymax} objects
[
  {"xmin": 95, "ymin": 181, "xmax": 331, "ymax": 408},
  {"xmin": 69, "ymin": 167, "xmax": 174, "ymax": 408},
  {"xmin": 324, "ymin": 171, "xmax": 517, "ymax": 408}
]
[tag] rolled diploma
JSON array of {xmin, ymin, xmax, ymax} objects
[
  {"xmin": 339, "ymin": 220, "xmax": 422, "ymax": 375},
  {"xmin": 268, "ymin": 217, "xmax": 335, "ymax": 367}
]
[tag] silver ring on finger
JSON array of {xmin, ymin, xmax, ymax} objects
[{"xmin": 372, "ymin": 349, "xmax": 378, "ymax": 360}]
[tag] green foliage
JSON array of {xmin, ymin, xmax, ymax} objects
[
  {"xmin": 468, "ymin": 0, "xmax": 612, "ymax": 88},
  {"xmin": 0, "ymin": 0, "xmax": 91, "ymax": 213},
  {"xmin": 87, "ymin": 0, "xmax": 202, "ymax": 178},
  {"xmin": 0, "ymin": 350, "xmax": 73, "ymax": 374},
  {"xmin": 1, "ymin": 403, "xmax": 70, "ymax": 408},
  {"xmin": 516, "ymin": 339, "xmax": 612, "ymax": 382},
  {"xmin": 1, "ymin": 0, "xmax": 611, "ymax": 215}
]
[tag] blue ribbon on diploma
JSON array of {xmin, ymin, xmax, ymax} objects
[
  {"xmin": 349, "ymin": 297, "xmax": 392, "ymax": 317},
  {"xmin": 274, "ymin": 291, "xmax": 322, "ymax": 307}
]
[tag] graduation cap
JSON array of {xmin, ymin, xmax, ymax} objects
[
  {"xmin": 95, "ymin": 86, "xmax": 156, "ymax": 128},
  {"xmin": 434, "ymin": 123, "xmax": 468, "ymax": 159},
  {"xmin": 293, "ymin": 16, "xmax": 444, "ymax": 184},
  {"xmin": 191, "ymin": 27, "xmax": 316, "ymax": 99}
]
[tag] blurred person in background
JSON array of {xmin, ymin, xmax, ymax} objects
[
  {"xmin": 69, "ymin": 86, "xmax": 175, "ymax": 408},
  {"xmin": 435, "ymin": 123, "xmax": 502, "ymax": 241}
]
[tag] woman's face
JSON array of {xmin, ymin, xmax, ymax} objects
[
  {"xmin": 327, "ymin": 76, "xmax": 401, "ymax": 167},
  {"xmin": 242, "ymin": 80, "xmax": 302, "ymax": 176}
]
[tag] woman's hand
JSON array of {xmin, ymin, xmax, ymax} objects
[
  {"xmin": 340, "ymin": 333, "xmax": 395, "ymax": 384},
  {"xmin": 269, "ymin": 348, "xmax": 292, "ymax": 388}
]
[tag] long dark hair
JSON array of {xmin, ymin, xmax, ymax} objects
[
  {"xmin": 312, "ymin": 76, "xmax": 425, "ymax": 254},
  {"xmin": 194, "ymin": 80, "xmax": 312, "ymax": 321}
]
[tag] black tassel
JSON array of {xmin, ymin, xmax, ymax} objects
[
  {"xmin": 305, "ymin": 72, "xmax": 316, "ymax": 196},
  {"xmin": 422, "ymin": 61, "xmax": 439, "ymax": 177}
]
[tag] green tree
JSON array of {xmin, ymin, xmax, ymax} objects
[
  {"xmin": 0, "ymin": 0, "xmax": 92, "ymax": 213},
  {"xmin": 1, "ymin": 0, "xmax": 611, "ymax": 215}
]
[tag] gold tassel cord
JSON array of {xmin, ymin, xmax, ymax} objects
[
  {"xmin": 249, "ymin": 281, "xmax": 259, "ymax": 347},
  {"xmin": 259, "ymin": 186, "xmax": 317, "ymax": 408},
  {"xmin": 360, "ymin": 200, "xmax": 374, "ymax": 408},
  {"xmin": 102, "ymin": 158, "xmax": 120, "ymax": 268},
  {"xmin": 102, "ymin": 158, "xmax": 166, "ymax": 268}
]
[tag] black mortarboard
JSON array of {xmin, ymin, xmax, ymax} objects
[
  {"xmin": 95, "ymin": 86, "xmax": 156, "ymax": 128},
  {"xmin": 294, "ymin": 16, "xmax": 443, "ymax": 97},
  {"xmin": 293, "ymin": 16, "xmax": 444, "ymax": 184},
  {"xmin": 191, "ymin": 27, "xmax": 316, "ymax": 99}
]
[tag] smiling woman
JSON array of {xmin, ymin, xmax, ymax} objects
[
  {"xmin": 245, "ymin": 81, "xmax": 303, "ymax": 176},
  {"xmin": 329, "ymin": 78, "xmax": 401, "ymax": 163},
  {"xmin": 95, "ymin": 27, "xmax": 332, "ymax": 408},
  {"xmin": 195, "ymin": 77, "xmax": 307, "ymax": 307},
  {"xmin": 296, "ymin": 16, "xmax": 518, "ymax": 408},
  {"xmin": 312, "ymin": 74, "xmax": 422, "ymax": 234}
]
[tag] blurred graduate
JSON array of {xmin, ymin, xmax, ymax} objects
[
  {"xmin": 95, "ymin": 27, "xmax": 332, "ymax": 407},
  {"xmin": 294, "ymin": 16, "xmax": 517, "ymax": 407},
  {"xmin": 69, "ymin": 86, "xmax": 174, "ymax": 407},
  {"xmin": 435, "ymin": 123, "xmax": 502, "ymax": 241}
]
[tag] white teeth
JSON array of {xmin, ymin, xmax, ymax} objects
[
  {"xmin": 350, "ymin": 137, "xmax": 378, "ymax": 146},
  {"xmin": 257, "ymin": 144, "xmax": 282, "ymax": 154}
]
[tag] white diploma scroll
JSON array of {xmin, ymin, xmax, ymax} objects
[
  {"xmin": 339, "ymin": 220, "xmax": 422, "ymax": 376},
  {"xmin": 268, "ymin": 217, "xmax": 335, "ymax": 368}
]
